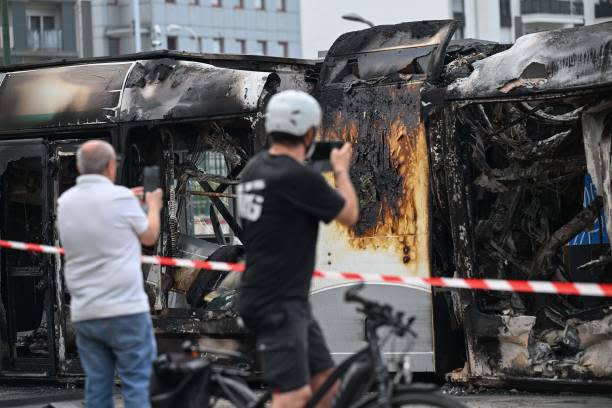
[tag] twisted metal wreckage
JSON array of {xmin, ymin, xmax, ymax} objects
[{"xmin": 1, "ymin": 20, "xmax": 612, "ymax": 388}]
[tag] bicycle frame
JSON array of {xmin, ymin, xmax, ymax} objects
[
  {"xmin": 208, "ymin": 333, "xmax": 384, "ymax": 408},
  {"xmin": 207, "ymin": 367, "xmax": 269, "ymax": 408},
  {"xmin": 203, "ymin": 284, "xmax": 419, "ymax": 408},
  {"xmin": 305, "ymin": 318, "xmax": 394, "ymax": 408}
]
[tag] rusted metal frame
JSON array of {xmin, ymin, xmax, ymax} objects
[
  {"xmin": 188, "ymin": 191, "xmax": 237, "ymax": 199},
  {"xmin": 48, "ymin": 142, "xmax": 69, "ymax": 376},
  {"xmin": 197, "ymin": 180, "xmax": 243, "ymax": 240},
  {"xmin": 426, "ymin": 21, "xmax": 458, "ymax": 82},
  {"xmin": 0, "ymin": 166, "xmax": 8, "ymax": 367},
  {"xmin": 441, "ymin": 106, "xmax": 478, "ymax": 279},
  {"xmin": 121, "ymin": 113, "xmax": 262, "ymax": 134},
  {"xmin": 209, "ymin": 205, "xmax": 225, "ymax": 246},
  {"xmin": 0, "ymin": 113, "xmax": 258, "ymax": 140},
  {"xmin": 156, "ymin": 129, "xmax": 175, "ymax": 308},
  {"xmin": 42, "ymin": 140, "xmax": 59, "ymax": 377},
  {"xmin": 529, "ymin": 197, "xmax": 604, "ymax": 279},
  {"xmin": 183, "ymin": 170, "xmax": 240, "ymax": 186},
  {"xmin": 213, "ymin": 162, "xmax": 245, "ymax": 194},
  {"xmin": 438, "ymin": 104, "xmax": 492, "ymax": 379},
  {"xmin": 516, "ymin": 102, "xmax": 583, "ymax": 123},
  {"xmin": 482, "ymin": 102, "xmax": 546, "ymax": 138},
  {"xmin": 440, "ymin": 82, "xmax": 612, "ymax": 105},
  {"xmin": 0, "ymin": 49, "xmax": 318, "ymax": 74},
  {"xmin": 203, "ymin": 162, "xmax": 246, "ymax": 247},
  {"xmin": 0, "ymin": 123, "xmax": 119, "ymax": 139},
  {"xmin": 427, "ymin": 107, "xmax": 471, "ymax": 375},
  {"xmin": 426, "ymin": 110, "xmax": 454, "ymax": 276},
  {"xmin": 184, "ymin": 160, "xmax": 244, "ymax": 245}
]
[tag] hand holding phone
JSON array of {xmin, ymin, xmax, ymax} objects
[
  {"xmin": 131, "ymin": 186, "xmax": 145, "ymax": 203},
  {"xmin": 143, "ymin": 166, "xmax": 161, "ymax": 192},
  {"xmin": 141, "ymin": 166, "xmax": 161, "ymax": 213}
]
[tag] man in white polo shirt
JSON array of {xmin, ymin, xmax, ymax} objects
[{"xmin": 57, "ymin": 140, "xmax": 162, "ymax": 408}]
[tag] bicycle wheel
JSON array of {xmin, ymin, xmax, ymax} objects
[{"xmin": 354, "ymin": 390, "xmax": 467, "ymax": 408}]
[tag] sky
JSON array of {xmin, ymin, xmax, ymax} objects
[{"xmin": 299, "ymin": 0, "xmax": 454, "ymax": 59}]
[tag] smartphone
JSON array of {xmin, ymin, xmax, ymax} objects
[
  {"xmin": 309, "ymin": 141, "xmax": 344, "ymax": 162},
  {"xmin": 141, "ymin": 166, "xmax": 160, "ymax": 213},
  {"xmin": 143, "ymin": 165, "xmax": 160, "ymax": 192}
]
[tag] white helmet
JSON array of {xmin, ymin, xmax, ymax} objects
[{"xmin": 264, "ymin": 90, "xmax": 322, "ymax": 137}]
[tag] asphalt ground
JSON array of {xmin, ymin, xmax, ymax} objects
[{"xmin": 2, "ymin": 385, "xmax": 612, "ymax": 408}]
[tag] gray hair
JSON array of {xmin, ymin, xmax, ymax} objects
[{"xmin": 76, "ymin": 140, "xmax": 116, "ymax": 175}]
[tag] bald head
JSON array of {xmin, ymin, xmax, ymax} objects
[{"xmin": 77, "ymin": 140, "xmax": 116, "ymax": 176}]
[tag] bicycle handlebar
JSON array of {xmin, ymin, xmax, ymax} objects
[
  {"xmin": 344, "ymin": 282, "xmax": 376, "ymax": 307},
  {"xmin": 344, "ymin": 283, "xmax": 416, "ymax": 337}
]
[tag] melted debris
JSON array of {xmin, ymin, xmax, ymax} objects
[{"xmin": 429, "ymin": 23, "xmax": 612, "ymax": 383}]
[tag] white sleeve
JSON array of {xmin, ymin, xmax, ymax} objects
[{"xmin": 117, "ymin": 193, "xmax": 150, "ymax": 235}]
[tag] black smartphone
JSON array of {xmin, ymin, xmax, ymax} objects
[
  {"xmin": 309, "ymin": 141, "xmax": 344, "ymax": 162},
  {"xmin": 143, "ymin": 165, "xmax": 160, "ymax": 192}
]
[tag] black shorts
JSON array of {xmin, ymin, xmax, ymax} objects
[{"xmin": 240, "ymin": 300, "xmax": 334, "ymax": 393}]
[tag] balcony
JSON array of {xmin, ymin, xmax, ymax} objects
[
  {"xmin": 595, "ymin": 2, "xmax": 612, "ymax": 18},
  {"xmin": 521, "ymin": 0, "xmax": 584, "ymax": 15},
  {"xmin": 27, "ymin": 29, "xmax": 62, "ymax": 52},
  {"xmin": 521, "ymin": 0, "xmax": 584, "ymax": 28}
]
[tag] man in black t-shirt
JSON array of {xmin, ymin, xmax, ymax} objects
[{"xmin": 236, "ymin": 90, "xmax": 359, "ymax": 408}]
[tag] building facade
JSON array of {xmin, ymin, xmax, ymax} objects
[
  {"xmin": 92, "ymin": 0, "xmax": 301, "ymax": 58},
  {"xmin": 1, "ymin": 0, "xmax": 93, "ymax": 64},
  {"xmin": 454, "ymin": 0, "xmax": 612, "ymax": 43}
]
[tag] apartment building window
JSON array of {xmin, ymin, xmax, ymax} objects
[
  {"xmin": 257, "ymin": 40, "xmax": 267, "ymax": 55},
  {"xmin": 454, "ymin": 19, "xmax": 465, "ymax": 39},
  {"xmin": 108, "ymin": 37, "xmax": 120, "ymax": 56},
  {"xmin": 596, "ymin": 0, "xmax": 612, "ymax": 18},
  {"xmin": 499, "ymin": 0, "xmax": 512, "ymax": 27},
  {"xmin": 277, "ymin": 0, "xmax": 287, "ymax": 11},
  {"xmin": 167, "ymin": 36, "xmax": 178, "ymax": 50},
  {"xmin": 254, "ymin": 0, "xmax": 266, "ymax": 10},
  {"xmin": 573, "ymin": 0, "xmax": 584, "ymax": 15},
  {"xmin": 212, "ymin": 37, "xmax": 225, "ymax": 53},
  {"xmin": 235, "ymin": 0, "xmax": 245, "ymax": 8},
  {"xmin": 198, "ymin": 37, "xmax": 204, "ymax": 52},
  {"xmin": 452, "ymin": 0, "xmax": 465, "ymax": 39},
  {"xmin": 236, "ymin": 39, "xmax": 247, "ymax": 54},
  {"xmin": 211, "ymin": 0, "xmax": 222, "ymax": 7},
  {"xmin": 27, "ymin": 13, "xmax": 61, "ymax": 51},
  {"xmin": 520, "ymin": 0, "xmax": 583, "ymax": 15},
  {"xmin": 453, "ymin": 0, "xmax": 464, "ymax": 13},
  {"xmin": 278, "ymin": 41, "xmax": 288, "ymax": 57}
]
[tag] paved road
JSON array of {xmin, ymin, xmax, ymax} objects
[
  {"xmin": 2, "ymin": 385, "xmax": 612, "ymax": 407},
  {"xmin": 456, "ymin": 394, "xmax": 612, "ymax": 408}
]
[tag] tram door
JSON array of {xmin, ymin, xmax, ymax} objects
[{"xmin": 0, "ymin": 140, "xmax": 56, "ymax": 375}]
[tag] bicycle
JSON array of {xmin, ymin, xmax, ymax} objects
[{"xmin": 151, "ymin": 282, "xmax": 466, "ymax": 408}]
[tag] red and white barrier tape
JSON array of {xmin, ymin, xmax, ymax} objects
[{"xmin": 2, "ymin": 239, "xmax": 612, "ymax": 297}]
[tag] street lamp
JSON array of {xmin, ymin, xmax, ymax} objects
[
  {"xmin": 132, "ymin": 0, "xmax": 142, "ymax": 52},
  {"xmin": 151, "ymin": 24, "xmax": 198, "ymax": 50},
  {"xmin": 342, "ymin": 13, "xmax": 375, "ymax": 28},
  {"xmin": 166, "ymin": 24, "xmax": 198, "ymax": 40},
  {"xmin": 1, "ymin": 0, "xmax": 10, "ymax": 65}
]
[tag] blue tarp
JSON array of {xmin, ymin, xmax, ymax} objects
[{"xmin": 568, "ymin": 174, "xmax": 609, "ymax": 246}]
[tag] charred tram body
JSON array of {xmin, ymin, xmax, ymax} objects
[{"xmin": 1, "ymin": 20, "xmax": 612, "ymax": 387}]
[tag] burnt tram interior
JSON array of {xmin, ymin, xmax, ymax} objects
[{"xmin": 0, "ymin": 20, "xmax": 611, "ymax": 389}]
